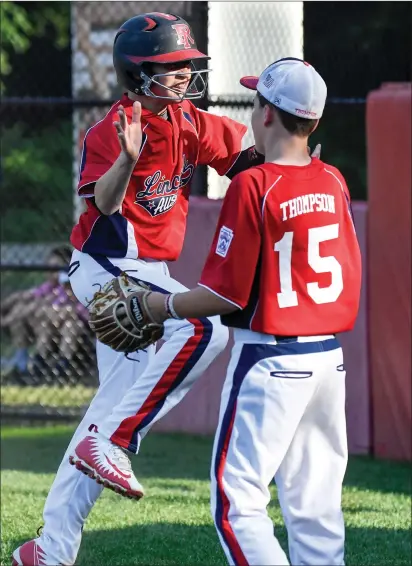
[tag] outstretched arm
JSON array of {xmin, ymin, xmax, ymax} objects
[
  {"xmin": 226, "ymin": 143, "xmax": 321, "ymax": 180},
  {"xmin": 147, "ymin": 287, "xmax": 238, "ymax": 322},
  {"xmin": 225, "ymin": 146, "xmax": 264, "ymax": 179}
]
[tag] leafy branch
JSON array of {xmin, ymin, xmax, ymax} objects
[{"xmin": 1, "ymin": 1, "xmax": 70, "ymax": 91}]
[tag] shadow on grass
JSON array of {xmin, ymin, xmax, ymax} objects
[
  {"xmin": 7, "ymin": 523, "xmax": 411, "ymax": 566},
  {"xmin": 79, "ymin": 522, "xmax": 412, "ymax": 566},
  {"xmin": 2, "ymin": 427, "xmax": 411, "ymax": 496},
  {"xmin": 344, "ymin": 455, "xmax": 412, "ymax": 496}
]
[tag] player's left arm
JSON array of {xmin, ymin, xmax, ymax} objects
[
  {"xmin": 165, "ymin": 286, "xmax": 237, "ymax": 319},
  {"xmin": 225, "ymin": 143, "xmax": 322, "ymax": 179},
  {"xmin": 192, "ymin": 106, "xmax": 264, "ymax": 177},
  {"xmin": 145, "ymin": 172, "xmax": 262, "ymax": 320},
  {"xmin": 225, "ymin": 146, "xmax": 265, "ymax": 179},
  {"xmin": 192, "ymin": 105, "xmax": 321, "ymax": 180},
  {"xmin": 227, "ymin": 142, "xmax": 322, "ymax": 179}
]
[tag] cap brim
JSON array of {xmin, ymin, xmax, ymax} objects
[
  {"xmin": 240, "ymin": 76, "xmax": 259, "ymax": 90},
  {"xmin": 128, "ymin": 50, "xmax": 210, "ymax": 64}
]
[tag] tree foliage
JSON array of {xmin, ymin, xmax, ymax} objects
[
  {"xmin": 1, "ymin": 1, "xmax": 70, "ymax": 91},
  {"xmin": 1, "ymin": 121, "xmax": 73, "ymax": 242}
]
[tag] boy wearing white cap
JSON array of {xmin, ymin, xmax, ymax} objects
[{"xmin": 72, "ymin": 58, "xmax": 361, "ymax": 565}]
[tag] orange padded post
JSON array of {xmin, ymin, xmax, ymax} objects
[{"xmin": 367, "ymin": 83, "xmax": 411, "ymax": 460}]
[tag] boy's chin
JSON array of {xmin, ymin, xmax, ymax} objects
[
  {"xmin": 167, "ymin": 96, "xmax": 185, "ymax": 104},
  {"xmin": 151, "ymin": 88, "xmax": 186, "ymax": 102}
]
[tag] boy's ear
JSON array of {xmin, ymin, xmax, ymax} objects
[
  {"xmin": 263, "ymin": 105, "xmax": 274, "ymax": 127},
  {"xmin": 310, "ymin": 119, "xmax": 320, "ymax": 134}
]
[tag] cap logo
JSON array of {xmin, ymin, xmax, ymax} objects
[
  {"xmin": 295, "ymin": 108, "xmax": 317, "ymax": 117},
  {"xmin": 172, "ymin": 24, "xmax": 195, "ymax": 49},
  {"xmin": 263, "ymin": 73, "xmax": 274, "ymax": 88},
  {"xmin": 274, "ymin": 96, "xmax": 281, "ymax": 105}
]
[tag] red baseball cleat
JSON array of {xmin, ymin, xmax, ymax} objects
[
  {"xmin": 12, "ymin": 539, "xmax": 62, "ymax": 566},
  {"xmin": 69, "ymin": 434, "xmax": 144, "ymax": 500}
]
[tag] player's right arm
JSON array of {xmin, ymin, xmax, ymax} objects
[
  {"xmin": 79, "ymin": 102, "xmax": 142, "ymax": 215},
  {"xmin": 198, "ymin": 171, "xmax": 262, "ymax": 308},
  {"xmin": 94, "ymin": 155, "xmax": 135, "ymax": 216}
]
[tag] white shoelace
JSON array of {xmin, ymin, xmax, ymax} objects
[{"xmin": 108, "ymin": 444, "xmax": 132, "ymax": 472}]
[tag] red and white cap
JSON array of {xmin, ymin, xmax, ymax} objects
[{"xmin": 240, "ymin": 58, "xmax": 327, "ymax": 119}]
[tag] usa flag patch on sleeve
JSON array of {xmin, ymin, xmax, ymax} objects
[{"xmin": 216, "ymin": 226, "xmax": 234, "ymax": 258}]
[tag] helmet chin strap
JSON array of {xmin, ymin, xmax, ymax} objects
[{"xmin": 138, "ymin": 66, "xmax": 210, "ymax": 101}]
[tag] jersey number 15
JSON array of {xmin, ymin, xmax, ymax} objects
[{"xmin": 274, "ymin": 223, "xmax": 343, "ymax": 308}]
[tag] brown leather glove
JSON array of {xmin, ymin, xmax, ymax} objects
[{"xmin": 87, "ymin": 272, "xmax": 164, "ymax": 352}]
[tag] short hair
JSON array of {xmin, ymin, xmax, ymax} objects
[{"xmin": 257, "ymin": 92, "xmax": 318, "ymax": 138}]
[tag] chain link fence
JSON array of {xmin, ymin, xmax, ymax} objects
[
  {"xmin": 1, "ymin": 244, "xmax": 97, "ymax": 420},
  {"xmin": 1, "ymin": 1, "xmax": 209, "ymax": 421},
  {"xmin": 1, "ymin": 1, "xmax": 410, "ymax": 421}
]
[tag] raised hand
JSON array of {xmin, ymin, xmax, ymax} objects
[{"xmin": 113, "ymin": 101, "xmax": 142, "ymax": 163}]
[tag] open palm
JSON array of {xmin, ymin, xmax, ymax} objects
[{"xmin": 113, "ymin": 101, "xmax": 142, "ymax": 163}]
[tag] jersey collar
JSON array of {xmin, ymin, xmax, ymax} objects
[{"xmin": 120, "ymin": 93, "xmax": 180, "ymax": 119}]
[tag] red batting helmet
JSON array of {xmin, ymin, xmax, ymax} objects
[{"xmin": 113, "ymin": 13, "xmax": 210, "ymax": 100}]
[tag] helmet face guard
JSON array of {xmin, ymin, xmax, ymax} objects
[{"xmin": 139, "ymin": 63, "xmax": 210, "ymax": 101}]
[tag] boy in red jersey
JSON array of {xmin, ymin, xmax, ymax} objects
[
  {"xmin": 76, "ymin": 58, "xmax": 361, "ymax": 565},
  {"xmin": 13, "ymin": 12, "xmax": 267, "ymax": 566}
]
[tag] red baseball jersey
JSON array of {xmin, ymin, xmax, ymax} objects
[
  {"xmin": 70, "ymin": 95, "xmax": 247, "ymax": 261},
  {"xmin": 199, "ymin": 158, "xmax": 362, "ymax": 335}
]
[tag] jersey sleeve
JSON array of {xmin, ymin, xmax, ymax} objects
[
  {"xmin": 193, "ymin": 107, "xmax": 248, "ymax": 175},
  {"xmin": 77, "ymin": 117, "xmax": 121, "ymax": 197},
  {"xmin": 199, "ymin": 171, "xmax": 262, "ymax": 308}
]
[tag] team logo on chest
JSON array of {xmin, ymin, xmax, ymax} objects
[{"xmin": 134, "ymin": 155, "xmax": 194, "ymax": 217}]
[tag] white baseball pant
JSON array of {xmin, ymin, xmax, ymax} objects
[
  {"xmin": 39, "ymin": 249, "xmax": 228, "ymax": 565},
  {"xmin": 210, "ymin": 329, "xmax": 347, "ymax": 566}
]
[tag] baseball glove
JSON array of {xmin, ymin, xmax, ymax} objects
[{"xmin": 87, "ymin": 272, "xmax": 164, "ymax": 352}]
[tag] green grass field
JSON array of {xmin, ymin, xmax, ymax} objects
[
  {"xmin": 1, "ymin": 385, "xmax": 95, "ymax": 407},
  {"xmin": 1, "ymin": 426, "xmax": 411, "ymax": 566}
]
